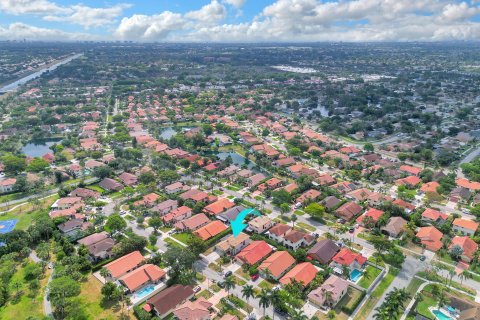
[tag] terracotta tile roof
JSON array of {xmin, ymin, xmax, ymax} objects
[
  {"xmin": 422, "ymin": 208, "xmax": 448, "ymax": 221},
  {"xmin": 279, "ymin": 262, "xmax": 317, "ymax": 286},
  {"xmin": 421, "ymin": 181, "xmax": 440, "ymax": 193},
  {"xmin": 193, "ymin": 220, "xmax": 227, "ymax": 240},
  {"xmin": 258, "ymin": 251, "xmax": 295, "ymax": 279},
  {"xmin": 119, "ymin": 264, "xmax": 166, "ymax": 292},
  {"xmin": 173, "ymin": 298, "xmax": 213, "ymax": 320},
  {"xmin": 449, "ymin": 236, "xmax": 478, "ymax": 260},
  {"xmin": 174, "ymin": 213, "xmax": 210, "ymax": 231},
  {"xmin": 456, "ymin": 178, "xmax": 480, "ymax": 191},
  {"xmin": 356, "ymin": 208, "xmax": 385, "ymax": 224},
  {"xmin": 400, "ymin": 165, "xmax": 422, "ymax": 176},
  {"xmin": 332, "ymin": 248, "xmax": 367, "ymax": 266},
  {"xmin": 416, "ymin": 226, "xmax": 443, "ymax": 252},
  {"xmin": 453, "ymin": 218, "xmax": 479, "ymax": 232},
  {"xmin": 395, "ymin": 175, "xmax": 422, "ymax": 186},
  {"xmin": 105, "ymin": 251, "xmax": 144, "ymax": 278},
  {"xmin": 77, "ymin": 231, "xmax": 108, "ymax": 246},
  {"xmin": 336, "ymin": 202, "xmax": 363, "ymax": 220},
  {"xmin": 204, "ymin": 198, "xmax": 234, "ymax": 215},
  {"xmin": 236, "ymin": 240, "xmax": 273, "ymax": 265}
]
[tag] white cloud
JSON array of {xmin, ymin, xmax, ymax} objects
[
  {"xmin": 0, "ymin": 0, "xmax": 69, "ymax": 15},
  {"xmin": 115, "ymin": 11, "xmax": 185, "ymax": 40},
  {"xmin": 440, "ymin": 2, "xmax": 480, "ymax": 22},
  {"xmin": 43, "ymin": 3, "xmax": 132, "ymax": 29},
  {"xmin": 0, "ymin": 22, "xmax": 95, "ymax": 41},
  {"xmin": 223, "ymin": 0, "xmax": 247, "ymax": 8},
  {"xmin": 185, "ymin": 0, "xmax": 227, "ymax": 25}
]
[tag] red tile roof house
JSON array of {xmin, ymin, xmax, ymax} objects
[
  {"xmin": 133, "ymin": 193, "xmax": 161, "ymax": 208},
  {"xmin": 151, "ymin": 199, "xmax": 178, "ymax": 216},
  {"xmin": 117, "ymin": 172, "xmax": 138, "ymax": 186},
  {"xmin": 258, "ymin": 251, "xmax": 296, "ymax": 280},
  {"xmin": 449, "ymin": 236, "xmax": 478, "ymax": 263},
  {"xmin": 420, "ymin": 181, "xmax": 441, "ymax": 194},
  {"xmin": 53, "ymin": 197, "xmax": 83, "ymax": 210},
  {"xmin": 416, "ymin": 226, "xmax": 444, "ymax": 252},
  {"xmin": 179, "ymin": 189, "xmax": 210, "ymax": 203},
  {"xmin": 0, "ymin": 178, "xmax": 17, "ymax": 194},
  {"xmin": 279, "ymin": 262, "xmax": 318, "ymax": 287},
  {"xmin": 165, "ymin": 182, "xmax": 189, "ymax": 194},
  {"xmin": 203, "ymin": 198, "xmax": 235, "ymax": 216},
  {"xmin": 145, "ymin": 285, "xmax": 195, "ymax": 319},
  {"xmin": 421, "ymin": 208, "xmax": 448, "ymax": 225},
  {"xmin": 335, "ymin": 202, "xmax": 363, "ymax": 221},
  {"xmin": 235, "ymin": 240, "xmax": 273, "ymax": 265},
  {"xmin": 356, "ymin": 208, "xmax": 385, "ymax": 227},
  {"xmin": 70, "ymin": 187, "xmax": 100, "ymax": 200},
  {"xmin": 399, "ymin": 165, "xmax": 423, "ymax": 176},
  {"xmin": 104, "ymin": 251, "xmax": 145, "ymax": 280},
  {"xmin": 295, "ymin": 189, "xmax": 321, "ymax": 205},
  {"xmin": 99, "ymin": 178, "xmax": 124, "ymax": 191},
  {"xmin": 174, "ymin": 213, "xmax": 211, "ymax": 232},
  {"xmin": 118, "ymin": 264, "xmax": 166, "ymax": 293},
  {"xmin": 173, "ymin": 298, "xmax": 213, "ymax": 320},
  {"xmin": 392, "ymin": 198, "xmax": 416, "ymax": 214},
  {"xmin": 452, "ymin": 218, "xmax": 479, "ymax": 237},
  {"xmin": 162, "ymin": 206, "xmax": 193, "ymax": 225},
  {"xmin": 308, "ymin": 275, "xmax": 350, "ymax": 309},
  {"xmin": 193, "ymin": 221, "xmax": 228, "ymax": 241},
  {"xmin": 395, "ymin": 176, "xmax": 422, "ymax": 188},
  {"xmin": 330, "ymin": 248, "xmax": 367, "ymax": 273}
]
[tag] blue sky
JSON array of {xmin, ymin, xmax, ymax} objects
[{"xmin": 1, "ymin": 0, "xmax": 480, "ymax": 42}]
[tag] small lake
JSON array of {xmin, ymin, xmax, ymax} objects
[
  {"xmin": 159, "ymin": 126, "xmax": 194, "ymax": 140},
  {"xmin": 217, "ymin": 152, "xmax": 255, "ymax": 169},
  {"xmin": 21, "ymin": 139, "xmax": 61, "ymax": 157}
]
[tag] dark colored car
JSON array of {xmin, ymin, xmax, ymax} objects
[{"xmin": 224, "ymin": 270, "xmax": 233, "ymax": 278}]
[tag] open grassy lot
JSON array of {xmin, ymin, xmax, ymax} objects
[
  {"xmin": 171, "ymin": 232, "xmax": 191, "ymax": 244},
  {"xmin": 78, "ymin": 274, "xmax": 133, "ymax": 319},
  {"xmin": 296, "ymin": 222, "xmax": 316, "ymax": 232},
  {"xmin": 358, "ymin": 265, "xmax": 382, "ymax": 289},
  {"xmin": 0, "ymin": 260, "xmax": 51, "ymax": 319}
]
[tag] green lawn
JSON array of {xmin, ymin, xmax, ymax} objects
[
  {"xmin": 86, "ymin": 185, "xmax": 105, "ymax": 193},
  {"xmin": 358, "ymin": 266, "xmax": 381, "ymax": 289},
  {"xmin": 258, "ymin": 280, "xmax": 274, "ymax": 290},
  {"xmin": 296, "ymin": 222, "xmax": 316, "ymax": 232},
  {"xmin": 171, "ymin": 232, "xmax": 191, "ymax": 244},
  {"xmin": 0, "ymin": 195, "xmax": 59, "ymax": 230},
  {"xmin": 356, "ymin": 268, "xmax": 399, "ymax": 320},
  {"xmin": 335, "ymin": 286, "xmax": 365, "ymax": 315},
  {"xmin": 0, "ymin": 260, "xmax": 50, "ymax": 319}
]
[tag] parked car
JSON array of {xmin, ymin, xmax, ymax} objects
[
  {"xmin": 419, "ymin": 255, "xmax": 426, "ymax": 261},
  {"xmin": 224, "ymin": 271, "xmax": 233, "ymax": 278},
  {"xmin": 193, "ymin": 286, "xmax": 201, "ymax": 293},
  {"xmin": 250, "ymin": 274, "xmax": 259, "ymax": 281},
  {"xmin": 349, "ymin": 228, "xmax": 354, "ymax": 233},
  {"xmin": 337, "ymin": 218, "xmax": 346, "ymax": 224},
  {"xmin": 217, "ymin": 281, "xmax": 225, "ymax": 288}
]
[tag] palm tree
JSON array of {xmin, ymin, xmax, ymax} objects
[
  {"xmin": 270, "ymin": 290, "xmax": 281, "ymax": 320},
  {"xmin": 223, "ymin": 276, "xmax": 236, "ymax": 297},
  {"xmin": 290, "ymin": 309, "xmax": 308, "ymax": 320},
  {"xmin": 241, "ymin": 284, "xmax": 254, "ymax": 303},
  {"xmin": 291, "ymin": 214, "xmax": 298, "ymax": 228},
  {"xmin": 322, "ymin": 290, "xmax": 334, "ymax": 308},
  {"xmin": 459, "ymin": 269, "xmax": 472, "ymax": 285},
  {"xmin": 257, "ymin": 288, "xmax": 271, "ymax": 316}
]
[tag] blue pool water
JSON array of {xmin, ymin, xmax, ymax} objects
[
  {"xmin": 0, "ymin": 219, "xmax": 18, "ymax": 234},
  {"xmin": 134, "ymin": 285, "xmax": 155, "ymax": 299},
  {"xmin": 432, "ymin": 309, "xmax": 453, "ymax": 320},
  {"xmin": 350, "ymin": 269, "xmax": 362, "ymax": 282}
]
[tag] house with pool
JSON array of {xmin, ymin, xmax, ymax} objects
[{"xmin": 330, "ymin": 247, "xmax": 367, "ymax": 281}]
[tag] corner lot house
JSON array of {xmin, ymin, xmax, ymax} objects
[
  {"xmin": 331, "ymin": 248, "xmax": 367, "ymax": 273},
  {"xmin": 452, "ymin": 218, "xmax": 479, "ymax": 236},
  {"xmin": 449, "ymin": 236, "xmax": 478, "ymax": 263},
  {"xmin": 308, "ymin": 275, "xmax": 349, "ymax": 309},
  {"xmin": 416, "ymin": 226, "xmax": 443, "ymax": 252}
]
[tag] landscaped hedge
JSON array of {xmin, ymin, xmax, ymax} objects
[{"xmin": 92, "ymin": 257, "xmax": 114, "ymax": 272}]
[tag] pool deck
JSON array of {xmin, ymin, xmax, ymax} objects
[{"xmin": 129, "ymin": 281, "xmax": 168, "ymax": 307}]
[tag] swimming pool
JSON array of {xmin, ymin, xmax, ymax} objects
[
  {"xmin": 432, "ymin": 309, "xmax": 453, "ymax": 320},
  {"xmin": 350, "ymin": 269, "xmax": 362, "ymax": 282},
  {"xmin": 134, "ymin": 285, "xmax": 155, "ymax": 299}
]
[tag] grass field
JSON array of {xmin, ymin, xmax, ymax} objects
[
  {"xmin": 0, "ymin": 195, "xmax": 59, "ymax": 230},
  {"xmin": 358, "ymin": 266, "xmax": 382, "ymax": 289},
  {"xmin": 78, "ymin": 274, "xmax": 133, "ymax": 319},
  {"xmin": 0, "ymin": 260, "xmax": 50, "ymax": 319},
  {"xmin": 355, "ymin": 267, "xmax": 399, "ymax": 320},
  {"xmin": 171, "ymin": 232, "xmax": 191, "ymax": 244}
]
